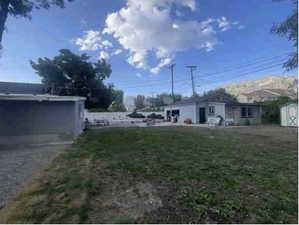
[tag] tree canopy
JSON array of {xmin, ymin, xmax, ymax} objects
[
  {"xmin": 271, "ymin": 0, "xmax": 298, "ymax": 70},
  {"xmin": 0, "ymin": 0, "xmax": 74, "ymax": 47},
  {"xmin": 30, "ymin": 49, "xmax": 120, "ymax": 109},
  {"xmin": 262, "ymin": 96, "xmax": 297, "ymax": 123},
  {"xmin": 201, "ymin": 88, "xmax": 238, "ymax": 103}
]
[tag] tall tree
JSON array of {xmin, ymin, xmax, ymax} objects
[
  {"xmin": 271, "ymin": 0, "xmax": 298, "ymax": 70},
  {"xmin": 201, "ymin": 88, "xmax": 238, "ymax": 103},
  {"xmin": 0, "ymin": 0, "xmax": 73, "ymax": 48},
  {"xmin": 30, "ymin": 49, "xmax": 116, "ymax": 109},
  {"xmin": 108, "ymin": 89, "xmax": 126, "ymax": 112}
]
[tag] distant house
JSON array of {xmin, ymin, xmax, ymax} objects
[
  {"xmin": 280, "ymin": 102, "xmax": 298, "ymax": 127},
  {"xmin": 0, "ymin": 82, "xmax": 85, "ymax": 145},
  {"xmin": 164, "ymin": 96, "xmax": 262, "ymax": 126},
  {"xmin": 0, "ymin": 81, "xmax": 44, "ymax": 95}
]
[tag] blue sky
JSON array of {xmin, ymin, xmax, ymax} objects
[{"xmin": 0, "ymin": 0, "xmax": 297, "ymax": 97}]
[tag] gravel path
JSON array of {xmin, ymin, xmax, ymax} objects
[{"xmin": 0, "ymin": 144, "xmax": 70, "ymax": 209}]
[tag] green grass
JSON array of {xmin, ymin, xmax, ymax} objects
[{"xmin": 0, "ymin": 127, "xmax": 297, "ymax": 223}]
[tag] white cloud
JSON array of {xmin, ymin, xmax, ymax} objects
[
  {"xmin": 75, "ymin": 30, "xmax": 114, "ymax": 52},
  {"xmin": 99, "ymin": 51, "xmax": 110, "ymax": 59},
  {"xmin": 75, "ymin": 0, "xmax": 242, "ymax": 74},
  {"xmin": 75, "ymin": 30, "xmax": 103, "ymax": 51},
  {"xmin": 102, "ymin": 40, "xmax": 113, "ymax": 48},
  {"xmin": 150, "ymin": 57, "xmax": 172, "ymax": 74},
  {"xmin": 217, "ymin": 17, "xmax": 231, "ymax": 32},
  {"xmin": 217, "ymin": 17, "xmax": 241, "ymax": 32},
  {"xmin": 103, "ymin": 0, "xmax": 228, "ymax": 74},
  {"xmin": 113, "ymin": 49, "xmax": 123, "ymax": 55}
]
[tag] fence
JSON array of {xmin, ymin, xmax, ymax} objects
[{"xmin": 84, "ymin": 111, "xmax": 164, "ymax": 123}]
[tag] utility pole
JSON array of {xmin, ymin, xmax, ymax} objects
[
  {"xmin": 168, "ymin": 63, "xmax": 176, "ymax": 103},
  {"xmin": 186, "ymin": 65, "xmax": 197, "ymax": 96}
]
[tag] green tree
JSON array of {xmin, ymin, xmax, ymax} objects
[
  {"xmin": 0, "ymin": 0, "xmax": 74, "ymax": 48},
  {"xmin": 30, "ymin": 49, "xmax": 116, "ymax": 109},
  {"xmin": 108, "ymin": 102, "xmax": 127, "ymax": 112},
  {"xmin": 201, "ymin": 88, "xmax": 238, "ymax": 103},
  {"xmin": 108, "ymin": 89, "xmax": 126, "ymax": 112},
  {"xmin": 271, "ymin": 0, "xmax": 298, "ymax": 70},
  {"xmin": 134, "ymin": 95, "xmax": 146, "ymax": 110},
  {"xmin": 261, "ymin": 96, "xmax": 297, "ymax": 123}
]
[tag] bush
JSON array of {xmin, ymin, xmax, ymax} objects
[
  {"xmin": 245, "ymin": 119, "xmax": 250, "ymax": 126},
  {"xmin": 261, "ymin": 96, "xmax": 297, "ymax": 124},
  {"xmin": 184, "ymin": 119, "xmax": 192, "ymax": 124}
]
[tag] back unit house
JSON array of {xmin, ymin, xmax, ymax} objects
[{"xmin": 164, "ymin": 96, "xmax": 262, "ymax": 126}]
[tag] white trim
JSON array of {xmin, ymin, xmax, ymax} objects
[{"xmin": 0, "ymin": 93, "xmax": 86, "ymax": 102}]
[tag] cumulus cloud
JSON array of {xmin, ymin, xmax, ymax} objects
[
  {"xmin": 99, "ymin": 51, "xmax": 110, "ymax": 59},
  {"xmin": 74, "ymin": 0, "xmax": 242, "ymax": 74},
  {"xmin": 75, "ymin": 30, "xmax": 104, "ymax": 51},
  {"xmin": 113, "ymin": 49, "xmax": 123, "ymax": 55}
]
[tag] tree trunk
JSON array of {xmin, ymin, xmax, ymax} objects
[{"xmin": 0, "ymin": 0, "xmax": 10, "ymax": 46}]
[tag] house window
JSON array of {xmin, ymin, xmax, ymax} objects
[
  {"xmin": 241, "ymin": 107, "xmax": 253, "ymax": 118},
  {"xmin": 248, "ymin": 107, "xmax": 253, "ymax": 117},
  {"xmin": 208, "ymin": 106, "xmax": 215, "ymax": 115}
]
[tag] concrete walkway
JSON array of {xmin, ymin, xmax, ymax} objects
[{"xmin": 0, "ymin": 144, "xmax": 70, "ymax": 209}]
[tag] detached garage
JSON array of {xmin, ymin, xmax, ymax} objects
[
  {"xmin": 0, "ymin": 94, "xmax": 86, "ymax": 145},
  {"xmin": 280, "ymin": 102, "xmax": 298, "ymax": 127}
]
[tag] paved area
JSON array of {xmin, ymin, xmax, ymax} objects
[{"xmin": 0, "ymin": 144, "xmax": 70, "ymax": 209}]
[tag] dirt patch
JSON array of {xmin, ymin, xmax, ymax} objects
[{"xmin": 89, "ymin": 170, "xmax": 162, "ymax": 223}]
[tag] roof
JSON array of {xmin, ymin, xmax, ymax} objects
[
  {"xmin": 280, "ymin": 102, "xmax": 298, "ymax": 108},
  {"xmin": 0, "ymin": 94, "xmax": 86, "ymax": 102},
  {"xmin": 0, "ymin": 81, "xmax": 44, "ymax": 95},
  {"xmin": 167, "ymin": 95, "xmax": 260, "ymax": 107},
  {"xmin": 168, "ymin": 95, "xmax": 240, "ymax": 106}
]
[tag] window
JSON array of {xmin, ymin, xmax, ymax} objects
[
  {"xmin": 172, "ymin": 109, "xmax": 180, "ymax": 116},
  {"xmin": 248, "ymin": 107, "xmax": 253, "ymax": 117},
  {"xmin": 241, "ymin": 107, "xmax": 253, "ymax": 118},
  {"xmin": 209, "ymin": 106, "xmax": 215, "ymax": 115}
]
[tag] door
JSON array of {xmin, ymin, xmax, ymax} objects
[
  {"xmin": 287, "ymin": 104, "xmax": 298, "ymax": 127},
  {"xmin": 199, "ymin": 107, "xmax": 206, "ymax": 123}
]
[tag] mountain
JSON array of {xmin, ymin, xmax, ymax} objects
[{"xmin": 223, "ymin": 75, "xmax": 298, "ymax": 103}]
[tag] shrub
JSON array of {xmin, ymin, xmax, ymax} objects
[{"xmin": 245, "ymin": 119, "xmax": 250, "ymax": 126}]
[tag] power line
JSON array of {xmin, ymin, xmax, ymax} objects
[
  {"xmin": 112, "ymin": 54, "xmax": 287, "ymax": 88},
  {"xmin": 117, "ymin": 56, "xmax": 286, "ymax": 89}
]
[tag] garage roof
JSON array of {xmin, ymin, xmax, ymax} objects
[{"xmin": 0, "ymin": 94, "xmax": 86, "ymax": 101}]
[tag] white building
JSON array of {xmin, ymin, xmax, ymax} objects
[{"xmin": 280, "ymin": 102, "xmax": 298, "ymax": 127}]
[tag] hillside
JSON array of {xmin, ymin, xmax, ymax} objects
[{"xmin": 223, "ymin": 75, "xmax": 298, "ymax": 102}]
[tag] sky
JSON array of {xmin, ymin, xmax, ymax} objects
[{"xmin": 0, "ymin": 0, "xmax": 297, "ymax": 97}]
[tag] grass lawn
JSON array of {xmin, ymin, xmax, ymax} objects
[{"xmin": 0, "ymin": 126, "xmax": 297, "ymax": 223}]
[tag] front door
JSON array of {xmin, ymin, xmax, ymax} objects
[{"xmin": 199, "ymin": 107, "xmax": 206, "ymax": 123}]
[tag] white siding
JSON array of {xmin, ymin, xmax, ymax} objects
[
  {"xmin": 280, "ymin": 103, "xmax": 298, "ymax": 127},
  {"xmin": 206, "ymin": 102, "xmax": 226, "ymax": 120},
  {"xmin": 164, "ymin": 104, "xmax": 197, "ymax": 123}
]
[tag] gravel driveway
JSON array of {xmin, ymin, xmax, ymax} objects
[{"xmin": 0, "ymin": 144, "xmax": 70, "ymax": 209}]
